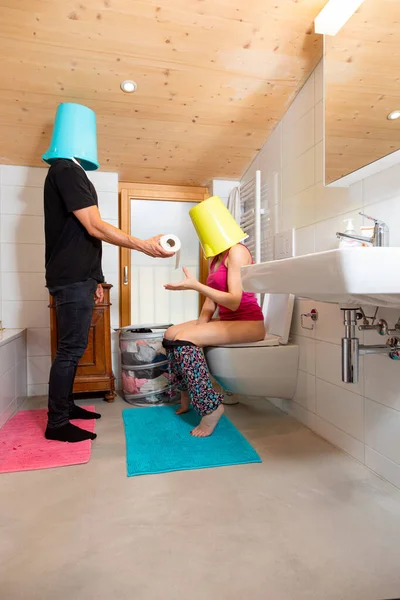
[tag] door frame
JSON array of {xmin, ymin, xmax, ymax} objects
[{"xmin": 119, "ymin": 182, "xmax": 209, "ymax": 327}]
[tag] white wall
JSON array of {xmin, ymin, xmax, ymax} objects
[
  {"xmin": 241, "ymin": 60, "xmax": 400, "ymax": 489},
  {"xmin": 0, "ymin": 330, "xmax": 27, "ymax": 428},
  {"xmin": 0, "ymin": 165, "xmax": 121, "ymax": 397},
  {"xmin": 210, "ymin": 180, "xmax": 240, "ymax": 206}
]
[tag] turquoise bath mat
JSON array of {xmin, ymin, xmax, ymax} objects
[{"xmin": 122, "ymin": 406, "xmax": 262, "ymax": 477}]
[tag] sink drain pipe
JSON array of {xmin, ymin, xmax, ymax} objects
[
  {"xmin": 341, "ymin": 308, "xmax": 400, "ymax": 383},
  {"xmin": 342, "ymin": 309, "xmax": 359, "ymax": 383}
]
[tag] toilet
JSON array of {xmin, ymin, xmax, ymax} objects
[{"xmin": 204, "ymin": 294, "xmax": 299, "ymax": 399}]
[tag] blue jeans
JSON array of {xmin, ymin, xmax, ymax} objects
[{"xmin": 47, "ymin": 279, "xmax": 97, "ymax": 428}]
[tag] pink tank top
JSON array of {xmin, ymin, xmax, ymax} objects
[{"xmin": 206, "ymin": 246, "xmax": 264, "ymax": 322}]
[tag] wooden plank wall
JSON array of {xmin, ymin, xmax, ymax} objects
[{"xmin": 0, "ymin": 0, "xmax": 324, "ymax": 185}]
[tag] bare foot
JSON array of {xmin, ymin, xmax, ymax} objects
[
  {"xmin": 191, "ymin": 404, "xmax": 224, "ymax": 437},
  {"xmin": 175, "ymin": 391, "xmax": 190, "ymax": 415}
]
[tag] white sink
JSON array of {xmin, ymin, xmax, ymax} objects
[{"xmin": 241, "ymin": 248, "xmax": 400, "ymax": 308}]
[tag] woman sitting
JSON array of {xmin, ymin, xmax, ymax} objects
[{"xmin": 163, "ymin": 196, "xmax": 265, "ymax": 438}]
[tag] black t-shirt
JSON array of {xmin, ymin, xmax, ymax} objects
[{"xmin": 44, "ymin": 159, "xmax": 104, "ymax": 288}]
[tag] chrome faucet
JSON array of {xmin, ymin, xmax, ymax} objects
[{"xmin": 336, "ymin": 212, "xmax": 389, "ymax": 247}]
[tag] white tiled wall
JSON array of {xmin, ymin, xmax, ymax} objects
[
  {"xmin": 0, "ymin": 330, "xmax": 27, "ymax": 428},
  {"xmin": 211, "ymin": 180, "xmax": 240, "ymax": 206},
  {"xmin": 241, "ymin": 60, "xmax": 400, "ymax": 489},
  {"xmin": 0, "ymin": 165, "xmax": 120, "ymax": 397}
]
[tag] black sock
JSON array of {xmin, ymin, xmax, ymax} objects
[
  {"xmin": 45, "ymin": 423, "xmax": 97, "ymax": 443},
  {"xmin": 70, "ymin": 405, "xmax": 101, "ymax": 420}
]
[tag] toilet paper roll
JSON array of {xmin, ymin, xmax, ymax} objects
[{"xmin": 159, "ymin": 234, "xmax": 181, "ymax": 269}]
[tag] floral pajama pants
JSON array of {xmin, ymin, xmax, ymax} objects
[{"xmin": 163, "ymin": 340, "xmax": 223, "ymax": 417}]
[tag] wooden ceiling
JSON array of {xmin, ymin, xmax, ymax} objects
[
  {"xmin": 325, "ymin": 0, "xmax": 400, "ymax": 184},
  {"xmin": 0, "ymin": 0, "xmax": 326, "ymax": 185}
]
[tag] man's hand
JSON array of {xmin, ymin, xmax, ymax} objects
[
  {"xmin": 94, "ymin": 284, "xmax": 104, "ymax": 304},
  {"xmin": 139, "ymin": 235, "xmax": 175, "ymax": 258}
]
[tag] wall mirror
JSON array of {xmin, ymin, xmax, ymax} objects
[{"xmin": 324, "ymin": 0, "xmax": 400, "ymax": 185}]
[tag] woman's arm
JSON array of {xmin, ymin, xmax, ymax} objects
[
  {"xmin": 164, "ymin": 245, "xmax": 251, "ymax": 311},
  {"xmin": 198, "ymin": 297, "xmax": 217, "ymax": 324}
]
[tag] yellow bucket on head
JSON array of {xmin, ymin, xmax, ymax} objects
[{"xmin": 189, "ymin": 196, "xmax": 247, "ymax": 259}]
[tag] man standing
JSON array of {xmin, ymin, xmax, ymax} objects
[{"xmin": 42, "ymin": 103, "xmax": 172, "ymax": 443}]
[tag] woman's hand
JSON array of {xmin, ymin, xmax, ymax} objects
[
  {"xmin": 197, "ymin": 316, "xmax": 211, "ymax": 325},
  {"xmin": 197, "ymin": 297, "xmax": 216, "ymax": 324},
  {"xmin": 164, "ymin": 267, "xmax": 200, "ymax": 292}
]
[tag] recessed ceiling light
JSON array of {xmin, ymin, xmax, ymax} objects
[
  {"xmin": 120, "ymin": 80, "xmax": 137, "ymax": 93},
  {"xmin": 387, "ymin": 110, "xmax": 400, "ymax": 121},
  {"xmin": 314, "ymin": 0, "xmax": 365, "ymax": 36}
]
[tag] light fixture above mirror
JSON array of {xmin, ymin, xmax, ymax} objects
[{"xmin": 314, "ymin": 0, "xmax": 365, "ymax": 36}]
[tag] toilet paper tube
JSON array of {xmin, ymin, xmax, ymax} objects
[{"xmin": 159, "ymin": 234, "xmax": 181, "ymax": 269}]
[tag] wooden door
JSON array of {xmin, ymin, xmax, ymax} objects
[{"xmin": 119, "ymin": 183, "xmax": 209, "ymax": 328}]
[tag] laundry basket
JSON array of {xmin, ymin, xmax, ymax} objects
[{"xmin": 117, "ymin": 324, "xmax": 179, "ymax": 406}]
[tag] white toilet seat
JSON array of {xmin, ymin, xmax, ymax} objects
[{"xmin": 215, "ymin": 333, "xmax": 280, "ymax": 348}]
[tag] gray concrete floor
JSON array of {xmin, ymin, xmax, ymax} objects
[{"xmin": 1, "ymin": 395, "xmax": 400, "ymax": 600}]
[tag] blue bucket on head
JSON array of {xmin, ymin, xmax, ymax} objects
[{"xmin": 42, "ymin": 103, "xmax": 100, "ymax": 171}]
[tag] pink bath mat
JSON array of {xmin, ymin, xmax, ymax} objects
[{"xmin": 0, "ymin": 407, "xmax": 96, "ymax": 474}]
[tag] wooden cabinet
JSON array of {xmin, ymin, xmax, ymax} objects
[{"xmin": 49, "ymin": 283, "xmax": 116, "ymax": 402}]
